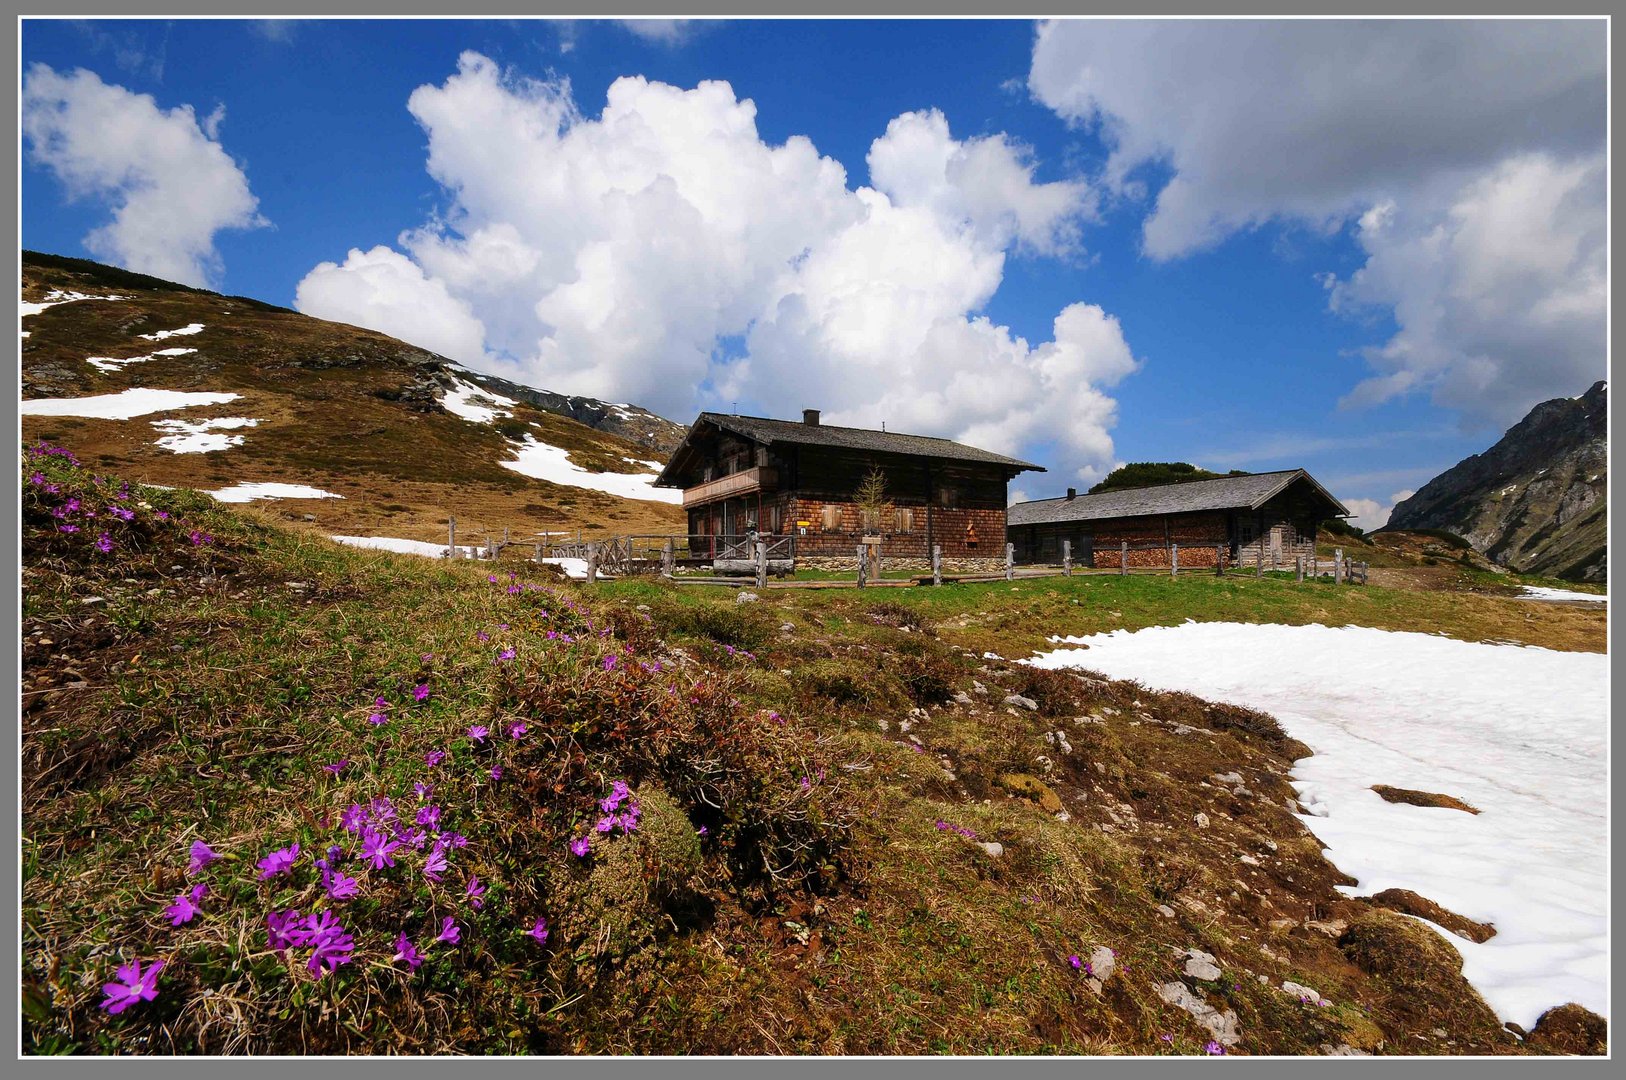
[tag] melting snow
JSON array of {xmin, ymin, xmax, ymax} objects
[
  {"xmin": 138, "ymin": 322, "xmax": 205, "ymax": 340},
  {"xmin": 87, "ymin": 347, "xmax": 198, "ymax": 373},
  {"xmin": 540, "ymin": 557, "xmax": 594, "ymax": 579},
  {"xmin": 20, "ymin": 290, "xmax": 133, "ymax": 318},
  {"xmin": 440, "ymin": 377, "xmax": 518, "ymax": 424},
  {"xmin": 22, "ymin": 388, "xmax": 240, "ymax": 419},
  {"xmin": 150, "ymin": 417, "xmax": 260, "ymax": 454},
  {"xmin": 501, "ymin": 435, "xmax": 680, "ymax": 504},
  {"xmin": 331, "ymin": 535, "xmax": 480, "ymax": 559},
  {"xmin": 208, "ymin": 483, "xmax": 344, "ymax": 503},
  {"xmin": 1518, "ymin": 586, "xmax": 1606, "ymax": 604},
  {"xmin": 1026, "ymin": 621, "xmax": 1607, "ymax": 1029}
]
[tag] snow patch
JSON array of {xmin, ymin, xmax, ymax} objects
[
  {"xmin": 20, "ymin": 290, "xmax": 133, "ymax": 318},
  {"xmin": 500, "ymin": 435, "xmax": 681, "ymax": 504},
  {"xmin": 22, "ymin": 388, "xmax": 240, "ymax": 419},
  {"xmin": 138, "ymin": 322, "xmax": 205, "ymax": 340},
  {"xmin": 208, "ymin": 483, "xmax": 344, "ymax": 503},
  {"xmin": 440, "ymin": 377, "xmax": 518, "ymax": 424},
  {"xmin": 1025, "ymin": 622, "xmax": 1607, "ymax": 1029},
  {"xmin": 87, "ymin": 346, "xmax": 198, "ymax": 373},
  {"xmin": 331, "ymin": 535, "xmax": 480, "ymax": 559},
  {"xmin": 1518, "ymin": 586, "xmax": 1606, "ymax": 604},
  {"xmin": 150, "ymin": 417, "xmax": 259, "ymax": 454}
]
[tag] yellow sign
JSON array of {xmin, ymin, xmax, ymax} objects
[{"xmin": 796, "ymin": 520, "xmax": 810, "ymax": 527}]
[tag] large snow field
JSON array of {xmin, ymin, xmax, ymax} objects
[
  {"xmin": 22, "ymin": 388, "xmax": 241, "ymax": 419},
  {"xmin": 501, "ymin": 435, "xmax": 682, "ymax": 505},
  {"xmin": 20, "ymin": 290, "xmax": 133, "ymax": 318},
  {"xmin": 208, "ymin": 483, "xmax": 344, "ymax": 503},
  {"xmin": 1026, "ymin": 621, "xmax": 1607, "ymax": 1029}
]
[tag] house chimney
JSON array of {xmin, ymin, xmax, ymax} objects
[
  {"xmin": 1066, "ymin": 487, "xmax": 1077, "ymax": 501},
  {"xmin": 802, "ymin": 409, "xmax": 821, "ymax": 426}
]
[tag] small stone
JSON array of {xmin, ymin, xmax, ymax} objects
[
  {"xmin": 736, "ymin": 591, "xmax": 759, "ymax": 604},
  {"xmin": 1089, "ymin": 946, "xmax": 1116, "ymax": 982},
  {"xmin": 780, "ymin": 622, "xmax": 794, "ymax": 632},
  {"xmin": 1213, "ymin": 771, "xmax": 1244, "ymax": 785},
  {"xmin": 1004, "ymin": 693, "xmax": 1039, "ymax": 711},
  {"xmin": 977, "ymin": 841, "xmax": 1004, "ymax": 858},
  {"xmin": 1240, "ymin": 854, "xmax": 1262, "ymax": 866},
  {"xmin": 953, "ymin": 692, "xmax": 974, "ymax": 705},
  {"xmin": 1157, "ymin": 905, "xmax": 1176, "ymax": 919},
  {"xmin": 1183, "ymin": 949, "xmax": 1222, "ymax": 981},
  {"xmin": 1084, "ymin": 977, "xmax": 1103, "ymax": 997},
  {"xmin": 1194, "ymin": 812, "xmax": 1210, "ymax": 828}
]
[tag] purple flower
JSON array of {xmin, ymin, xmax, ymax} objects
[
  {"xmin": 602, "ymin": 655, "xmax": 618, "ymax": 671},
  {"xmin": 412, "ymin": 683, "xmax": 430, "ymax": 702},
  {"xmin": 416, "ymin": 804, "xmax": 442, "ymax": 829},
  {"xmin": 497, "ymin": 648, "xmax": 515, "ymax": 662},
  {"xmin": 595, "ymin": 815, "xmax": 616, "ymax": 834},
  {"xmin": 165, "ymin": 883, "xmax": 207, "ymax": 926},
  {"xmin": 423, "ymin": 841, "xmax": 449, "ymax": 881},
  {"xmin": 426, "ymin": 749, "xmax": 446, "ymax": 767},
  {"xmin": 267, "ymin": 909, "xmax": 312, "ymax": 951},
  {"xmin": 528, "ymin": 917, "xmax": 549, "ymax": 944},
  {"xmin": 322, "ymin": 759, "xmax": 348, "ymax": 775},
  {"xmin": 476, "ymin": 630, "xmax": 490, "ymax": 642},
  {"xmin": 154, "ymin": 510, "xmax": 168, "ymax": 520},
  {"xmin": 444, "ymin": 832, "xmax": 469, "ymax": 849},
  {"xmin": 110, "ymin": 506, "xmax": 136, "ymax": 521},
  {"xmin": 436, "ymin": 917, "xmax": 461, "ymax": 945},
  {"xmin": 360, "ymin": 827, "xmax": 400, "ymax": 870},
  {"xmin": 94, "ymin": 533, "xmax": 114, "ymax": 553},
  {"xmin": 569, "ymin": 835, "xmax": 591, "ymax": 858},
  {"xmin": 489, "ymin": 766, "xmax": 503, "ymax": 781},
  {"xmin": 421, "ymin": 652, "xmax": 434, "ymax": 662},
  {"xmin": 1204, "ymin": 1041, "xmax": 1226, "ymax": 1056},
  {"xmin": 414, "ymin": 781, "xmax": 434, "ymax": 800},
  {"xmin": 468, "ymin": 725, "xmax": 489, "ymax": 742},
  {"xmin": 257, "ymin": 842, "xmax": 300, "ymax": 880},
  {"xmin": 465, "ymin": 875, "xmax": 487, "ymax": 909},
  {"xmin": 101, "ymin": 959, "xmax": 164, "ymax": 1015},
  {"xmin": 509, "ymin": 722, "xmax": 527, "ymax": 740},
  {"xmin": 56, "ymin": 524, "xmax": 79, "ymax": 534},
  {"xmin": 368, "ymin": 710, "xmax": 388, "ymax": 726},
  {"xmin": 187, "ymin": 840, "xmax": 221, "ymax": 875},
  {"xmin": 1067, "ymin": 955, "xmax": 1082, "ymax": 970},
  {"xmin": 323, "ymin": 866, "xmax": 360, "ymax": 901},
  {"xmin": 393, "ymin": 932, "xmax": 424, "ymax": 971},
  {"xmin": 304, "ymin": 911, "xmax": 354, "ymax": 976},
  {"xmin": 697, "ymin": 826, "xmax": 708, "ymax": 836},
  {"xmin": 341, "ymin": 803, "xmax": 367, "ymax": 833},
  {"xmin": 369, "ymin": 796, "xmax": 397, "ymax": 824}
]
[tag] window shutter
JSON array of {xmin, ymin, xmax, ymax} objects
[
  {"xmin": 821, "ymin": 504, "xmax": 840, "ymax": 531},
  {"xmin": 895, "ymin": 507, "xmax": 913, "ymax": 532}
]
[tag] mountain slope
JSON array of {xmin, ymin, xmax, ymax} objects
[
  {"xmin": 1385, "ymin": 381, "xmax": 1606, "ymax": 582},
  {"xmin": 20, "ymin": 251, "xmax": 687, "ymax": 545}
]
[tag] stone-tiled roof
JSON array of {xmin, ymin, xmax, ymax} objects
[
  {"xmin": 1007, "ymin": 470, "xmax": 1349, "ymax": 526},
  {"xmin": 655, "ymin": 412, "xmax": 1044, "ymax": 486}
]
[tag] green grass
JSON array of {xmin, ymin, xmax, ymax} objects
[{"xmin": 20, "ymin": 445, "xmax": 1602, "ymax": 1056}]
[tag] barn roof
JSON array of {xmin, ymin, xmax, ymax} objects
[
  {"xmin": 1006, "ymin": 469, "xmax": 1350, "ymax": 526},
  {"xmin": 654, "ymin": 412, "xmax": 1044, "ymax": 487}
]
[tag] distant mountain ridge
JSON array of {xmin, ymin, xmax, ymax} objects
[{"xmin": 1385, "ymin": 381, "xmax": 1606, "ymax": 582}]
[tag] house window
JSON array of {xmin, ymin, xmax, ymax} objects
[
  {"xmin": 894, "ymin": 507, "xmax": 914, "ymax": 533},
  {"xmin": 938, "ymin": 486, "xmax": 958, "ymax": 509},
  {"xmin": 820, "ymin": 504, "xmax": 841, "ymax": 531}
]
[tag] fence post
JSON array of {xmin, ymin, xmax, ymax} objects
[
  {"xmin": 585, "ymin": 542, "xmax": 599, "ymax": 583},
  {"xmin": 1120, "ymin": 541, "xmax": 1128, "ymax": 576},
  {"xmin": 662, "ymin": 537, "xmax": 675, "ymax": 578},
  {"xmin": 857, "ymin": 543, "xmax": 867, "ymax": 588},
  {"xmin": 754, "ymin": 539, "xmax": 767, "ymax": 589},
  {"xmin": 1005, "ymin": 542, "xmax": 1015, "ymax": 581},
  {"xmin": 1215, "ymin": 545, "xmax": 1224, "ymax": 576},
  {"xmin": 1334, "ymin": 547, "xmax": 1344, "ymax": 585},
  {"xmin": 1256, "ymin": 541, "xmax": 1263, "ymax": 578},
  {"xmin": 1170, "ymin": 543, "xmax": 1179, "ymax": 577},
  {"xmin": 503, "ymin": 527, "xmax": 509, "ymax": 547},
  {"xmin": 447, "ymin": 515, "xmax": 456, "ymax": 559},
  {"xmin": 1062, "ymin": 539, "xmax": 1072, "ymax": 577},
  {"xmin": 932, "ymin": 544, "xmax": 942, "ymax": 587},
  {"xmin": 1295, "ymin": 555, "xmax": 1304, "ymax": 583}
]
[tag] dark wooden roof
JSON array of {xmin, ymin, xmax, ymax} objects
[
  {"xmin": 1006, "ymin": 469, "xmax": 1350, "ymax": 526},
  {"xmin": 654, "ymin": 412, "xmax": 1044, "ymax": 487}
]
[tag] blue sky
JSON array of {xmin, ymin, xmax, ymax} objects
[{"xmin": 20, "ymin": 18, "xmax": 1607, "ymax": 527}]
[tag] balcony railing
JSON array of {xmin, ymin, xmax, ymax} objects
[{"xmin": 681, "ymin": 466, "xmax": 776, "ymax": 508}]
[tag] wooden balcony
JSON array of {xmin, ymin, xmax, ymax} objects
[{"xmin": 682, "ymin": 466, "xmax": 777, "ymax": 509}]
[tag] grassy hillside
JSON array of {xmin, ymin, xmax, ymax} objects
[
  {"xmin": 21, "ymin": 253, "xmax": 686, "ymax": 547},
  {"xmin": 20, "ymin": 446, "xmax": 1604, "ymax": 1056}
]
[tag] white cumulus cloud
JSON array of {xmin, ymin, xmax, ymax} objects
[
  {"xmin": 296, "ymin": 52, "xmax": 1128, "ymax": 480},
  {"xmin": 1028, "ymin": 19, "xmax": 1605, "ymax": 429},
  {"xmin": 22, "ymin": 63, "xmax": 266, "ymax": 288}
]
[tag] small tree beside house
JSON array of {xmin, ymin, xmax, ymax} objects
[{"xmin": 854, "ymin": 466, "xmax": 892, "ymax": 534}]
